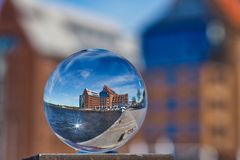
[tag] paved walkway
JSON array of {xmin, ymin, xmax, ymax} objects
[{"xmin": 79, "ymin": 109, "xmax": 141, "ymax": 149}]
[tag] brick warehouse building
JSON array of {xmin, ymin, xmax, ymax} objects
[
  {"xmin": 124, "ymin": 0, "xmax": 240, "ymax": 159},
  {"xmin": 79, "ymin": 85, "xmax": 128, "ymax": 109},
  {"xmin": 139, "ymin": 0, "xmax": 215, "ymax": 155},
  {"xmin": 100, "ymin": 85, "xmax": 128, "ymax": 108},
  {"xmin": 0, "ymin": 0, "xmax": 139, "ymax": 159},
  {"xmin": 79, "ymin": 88, "xmax": 100, "ymax": 109}
]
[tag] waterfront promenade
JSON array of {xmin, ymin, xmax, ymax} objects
[{"xmin": 80, "ymin": 109, "xmax": 144, "ymax": 149}]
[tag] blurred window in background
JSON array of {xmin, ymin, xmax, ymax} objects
[
  {"xmin": 210, "ymin": 125, "xmax": 226, "ymax": 138},
  {"xmin": 166, "ymin": 98, "xmax": 177, "ymax": 112},
  {"xmin": 188, "ymin": 123, "xmax": 200, "ymax": 135},
  {"xmin": 0, "ymin": 35, "xmax": 18, "ymax": 54},
  {"xmin": 166, "ymin": 123, "xmax": 178, "ymax": 139},
  {"xmin": 186, "ymin": 98, "xmax": 199, "ymax": 109},
  {"xmin": 209, "ymin": 99, "xmax": 225, "ymax": 110},
  {"xmin": 208, "ymin": 70, "xmax": 226, "ymax": 84},
  {"xmin": 165, "ymin": 70, "xmax": 177, "ymax": 87}
]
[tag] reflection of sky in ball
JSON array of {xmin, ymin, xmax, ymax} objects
[{"xmin": 44, "ymin": 49, "xmax": 145, "ymax": 106}]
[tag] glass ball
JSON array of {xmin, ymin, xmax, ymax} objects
[{"xmin": 44, "ymin": 49, "xmax": 147, "ymax": 153}]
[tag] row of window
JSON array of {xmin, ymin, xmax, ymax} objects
[
  {"xmin": 144, "ymin": 71, "xmax": 200, "ymax": 87},
  {"xmin": 148, "ymin": 99, "xmax": 199, "ymax": 111},
  {"xmin": 143, "ymin": 124, "xmax": 200, "ymax": 139},
  {"xmin": 207, "ymin": 100, "xmax": 226, "ymax": 110},
  {"xmin": 147, "ymin": 88, "xmax": 198, "ymax": 100}
]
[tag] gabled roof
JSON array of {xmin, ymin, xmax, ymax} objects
[
  {"xmin": 84, "ymin": 88, "xmax": 99, "ymax": 97},
  {"xmin": 103, "ymin": 85, "xmax": 117, "ymax": 95}
]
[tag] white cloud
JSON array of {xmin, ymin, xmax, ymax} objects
[
  {"xmin": 93, "ymin": 74, "xmax": 136, "ymax": 88},
  {"xmin": 80, "ymin": 70, "xmax": 91, "ymax": 79}
]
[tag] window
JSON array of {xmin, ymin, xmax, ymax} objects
[
  {"xmin": 209, "ymin": 71, "xmax": 225, "ymax": 84},
  {"xmin": 209, "ymin": 100, "xmax": 225, "ymax": 109},
  {"xmin": 166, "ymin": 98, "xmax": 177, "ymax": 111},
  {"xmin": 210, "ymin": 126, "xmax": 226, "ymax": 137},
  {"xmin": 0, "ymin": 35, "xmax": 18, "ymax": 54},
  {"xmin": 166, "ymin": 123, "xmax": 178, "ymax": 139},
  {"xmin": 188, "ymin": 123, "xmax": 199, "ymax": 134},
  {"xmin": 165, "ymin": 71, "xmax": 177, "ymax": 86},
  {"xmin": 187, "ymin": 98, "xmax": 199, "ymax": 108}
]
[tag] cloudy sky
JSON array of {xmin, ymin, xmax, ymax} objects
[
  {"xmin": 44, "ymin": 49, "xmax": 145, "ymax": 107},
  {"xmin": 44, "ymin": 0, "xmax": 174, "ymax": 36}
]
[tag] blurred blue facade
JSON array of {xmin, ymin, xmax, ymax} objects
[
  {"xmin": 141, "ymin": 0, "xmax": 216, "ymax": 145},
  {"xmin": 142, "ymin": 0, "xmax": 213, "ymax": 67}
]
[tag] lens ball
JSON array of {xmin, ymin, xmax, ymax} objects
[{"xmin": 44, "ymin": 49, "xmax": 147, "ymax": 152}]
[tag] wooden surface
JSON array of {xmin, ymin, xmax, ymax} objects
[{"xmin": 23, "ymin": 154, "xmax": 174, "ymax": 160}]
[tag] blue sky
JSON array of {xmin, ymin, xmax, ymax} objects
[
  {"xmin": 44, "ymin": 0, "xmax": 174, "ymax": 36},
  {"xmin": 44, "ymin": 49, "xmax": 145, "ymax": 107}
]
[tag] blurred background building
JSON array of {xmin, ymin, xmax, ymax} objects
[{"xmin": 1, "ymin": 0, "xmax": 240, "ymax": 159}]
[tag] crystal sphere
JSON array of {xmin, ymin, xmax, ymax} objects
[{"xmin": 44, "ymin": 49, "xmax": 147, "ymax": 153}]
